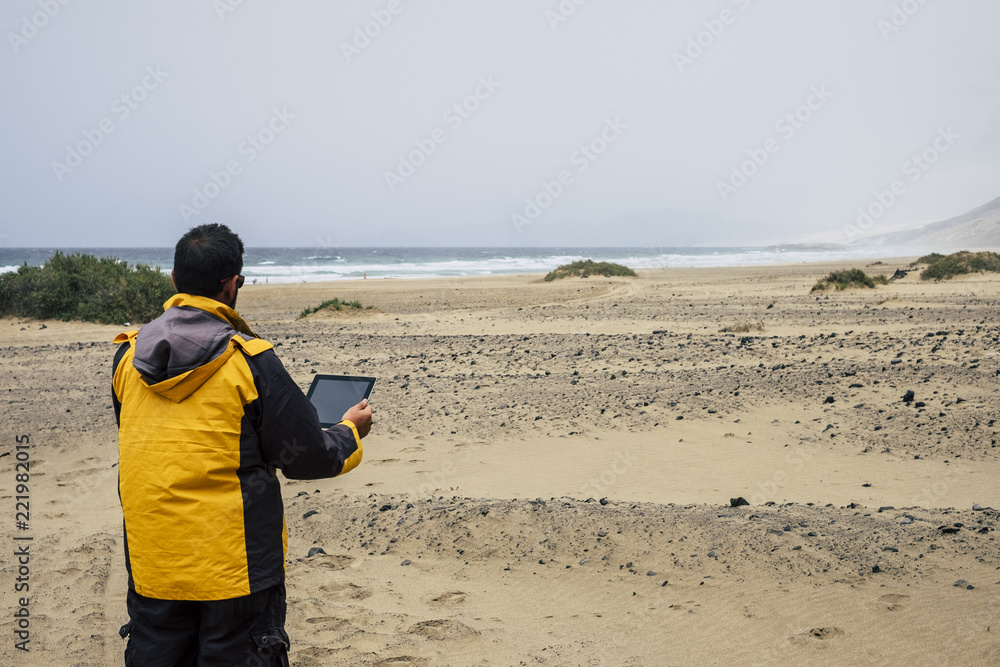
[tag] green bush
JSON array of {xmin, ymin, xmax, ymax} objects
[
  {"xmin": 917, "ymin": 251, "xmax": 1000, "ymax": 280},
  {"xmin": 0, "ymin": 252, "xmax": 174, "ymax": 324},
  {"xmin": 299, "ymin": 298, "xmax": 368, "ymax": 318},
  {"xmin": 912, "ymin": 253, "xmax": 946, "ymax": 266},
  {"xmin": 720, "ymin": 320, "xmax": 765, "ymax": 333},
  {"xmin": 811, "ymin": 268, "xmax": 889, "ymax": 292},
  {"xmin": 544, "ymin": 259, "xmax": 637, "ymax": 282}
]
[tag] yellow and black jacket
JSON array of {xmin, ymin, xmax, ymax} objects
[{"xmin": 112, "ymin": 294, "xmax": 362, "ymax": 601}]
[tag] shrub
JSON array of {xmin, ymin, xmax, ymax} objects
[
  {"xmin": 811, "ymin": 268, "xmax": 889, "ymax": 292},
  {"xmin": 720, "ymin": 320, "xmax": 765, "ymax": 333},
  {"xmin": 0, "ymin": 252, "xmax": 173, "ymax": 324},
  {"xmin": 299, "ymin": 298, "xmax": 368, "ymax": 318},
  {"xmin": 917, "ymin": 251, "xmax": 1000, "ymax": 280},
  {"xmin": 911, "ymin": 253, "xmax": 946, "ymax": 267},
  {"xmin": 544, "ymin": 260, "xmax": 637, "ymax": 282}
]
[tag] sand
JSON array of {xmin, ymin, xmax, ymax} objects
[{"xmin": 2, "ymin": 258, "xmax": 999, "ymax": 666}]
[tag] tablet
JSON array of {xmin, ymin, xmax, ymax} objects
[{"xmin": 305, "ymin": 374, "xmax": 376, "ymax": 428}]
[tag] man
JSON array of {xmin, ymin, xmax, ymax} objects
[{"xmin": 112, "ymin": 223, "xmax": 372, "ymax": 665}]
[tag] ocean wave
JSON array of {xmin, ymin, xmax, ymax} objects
[{"xmin": 0, "ymin": 247, "xmax": 912, "ymax": 284}]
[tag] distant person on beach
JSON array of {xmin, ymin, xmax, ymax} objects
[{"xmin": 111, "ymin": 223, "xmax": 372, "ymax": 666}]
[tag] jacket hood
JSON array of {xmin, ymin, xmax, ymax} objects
[{"xmin": 127, "ymin": 294, "xmax": 259, "ymax": 402}]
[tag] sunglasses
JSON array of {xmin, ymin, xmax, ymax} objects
[{"xmin": 220, "ymin": 275, "xmax": 245, "ymax": 289}]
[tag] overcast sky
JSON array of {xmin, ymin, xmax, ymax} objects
[{"xmin": 2, "ymin": 1, "xmax": 998, "ymax": 247}]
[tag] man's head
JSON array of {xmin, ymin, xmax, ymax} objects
[{"xmin": 172, "ymin": 223, "xmax": 245, "ymax": 307}]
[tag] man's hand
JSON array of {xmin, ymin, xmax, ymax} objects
[{"xmin": 341, "ymin": 399, "xmax": 373, "ymax": 438}]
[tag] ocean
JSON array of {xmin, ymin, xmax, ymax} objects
[{"xmin": 0, "ymin": 246, "xmax": 907, "ymax": 283}]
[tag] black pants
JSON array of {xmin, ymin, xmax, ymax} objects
[{"xmin": 120, "ymin": 583, "xmax": 289, "ymax": 667}]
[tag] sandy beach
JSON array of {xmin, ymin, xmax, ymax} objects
[{"xmin": 3, "ymin": 258, "xmax": 999, "ymax": 666}]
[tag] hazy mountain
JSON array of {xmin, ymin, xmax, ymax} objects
[{"xmin": 855, "ymin": 195, "xmax": 1000, "ymax": 248}]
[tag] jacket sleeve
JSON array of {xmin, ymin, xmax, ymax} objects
[
  {"xmin": 112, "ymin": 341, "xmax": 130, "ymax": 428},
  {"xmin": 247, "ymin": 349, "xmax": 363, "ymax": 481}
]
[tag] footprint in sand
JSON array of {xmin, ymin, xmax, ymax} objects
[
  {"xmin": 430, "ymin": 591, "xmax": 466, "ymax": 606},
  {"xmin": 792, "ymin": 627, "xmax": 845, "ymax": 644},
  {"xmin": 54, "ymin": 467, "xmax": 105, "ymax": 484},
  {"xmin": 374, "ymin": 656, "xmax": 426, "ymax": 667},
  {"xmin": 305, "ymin": 616, "xmax": 350, "ymax": 631},
  {"xmin": 878, "ymin": 593, "xmax": 910, "ymax": 612},
  {"xmin": 306, "ymin": 554, "xmax": 354, "ymax": 570},
  {"xmin": 409, "ymin": 619, "xmax": 478, "ymax": 641},
  {"xmin": 318, "ymin": 581, "xmax": 372, "ymax": 600}
]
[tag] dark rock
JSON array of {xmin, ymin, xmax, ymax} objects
[
  {"xmin": 902, "ymin": 390, "xmax": 915, "ymax": 403},
  {"xmin": 730, "ymin": 497, "xmax": 750, "ymax": 507},
  {"xmin": 302, "ymin": 510, "xmax": 319, "ymax": 519},
  {"xmin": 872, "ymin": 565, "xmax": 881, "ymax": 573},
  {"xmin": 599, "ymin": 497, "xmax": 609, "ymax": 506},
  {"xmin": 401, "ymin": 559, "xmax": 412, "ymax": 566},
  {"xmin": 824, "ymin": 396, "xmax": 835, "ymax": 404},
  {"xmin": 878, "ymin": 506, "xmax": 895, "ymax": 512},
  {"xmin": 379, "ymin": 504, "xmax": 392, "ymax": 512},
  {"xmin": 307, "ymin": 547, "xmax": 326, "ymax": 558}
]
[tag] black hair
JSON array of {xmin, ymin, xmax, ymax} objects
[{"xmin": 172, "ymin": 223, "xmax": 244, "ymax": 297}]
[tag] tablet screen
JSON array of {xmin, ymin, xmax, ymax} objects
[{"xmin": 305, "ymin": 375, "xmax": 376, "ymax": 428}]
